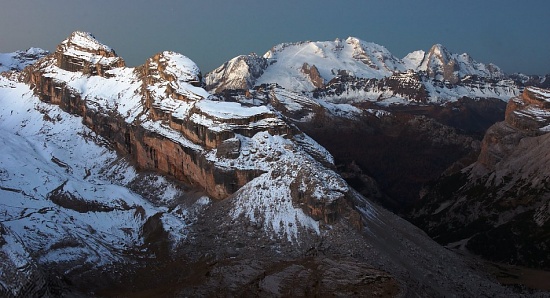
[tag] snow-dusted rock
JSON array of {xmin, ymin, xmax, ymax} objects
[
  {"xmin": 0, "ymin": 48, "xmax": 48, "ymax": 73},
  {"xmin": 415, "ymin": 44, "xmax": 505, "ymax": 83},
  {"xmin": 55, "ymin": 31, "xmax": 125, "ymax": 76}
]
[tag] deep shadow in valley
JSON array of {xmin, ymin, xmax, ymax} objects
[{"xmin": 295, "ymin": 97, "xmax": 507, "ymax": 213}]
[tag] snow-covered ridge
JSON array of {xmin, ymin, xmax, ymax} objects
[
  {"xmin": 257, "ymin": 37, "xmax": 405, "ymax": 91},
  {"xmin": 141, "ymin": 51, "xmax": 288, "ymax": 142},
  {"xmin": 0, "ymin": 48, "xmax": 49, "ymax": 72},
  {"xmin": 312, "ymin": 70, "xmax": 518, "ymax": 105},
  {"xmin": 205, "ymin": 53, "xmax": 267, "ymax": 93},
  {"xmin": 206, "ymin": 37, "xmax": 512, "ymax": 96},
  {"xmin": 195, "ymin": 100, "xmax": 272, "ymax": 119},
  {"xmin": 153, "ymin": 51, "xmax": 202, "ymax": 86},
  {"xmin": 16, "ymin": 31, "xmax": 346, "ymax": 242}
]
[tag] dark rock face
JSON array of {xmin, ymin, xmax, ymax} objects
[
  {"xmin": 216, "ymin": 138, "xmax": 241, "ymax": 159},
  {"xmin": 411, "ymin": 87, "xmax": 550, "ymax": 269},
  {"xmin": 0, "ymin": 223, "xmax": 51, "ymax": 298}
]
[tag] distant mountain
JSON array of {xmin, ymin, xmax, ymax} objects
[
  {"xmin": 404, "ymin": 44, "xmax": 505, "ymax": 83},
  {"xmin": 0, "ymin": 31, "xmax": 520, "ymax": 296},
  {"xmin": 207, "ymin": 37, "xmax": 405, "ymax": 93},
  {"xmin": 206, "ymin": 37, "xmax": 523, "ymax": 105},
  {"xmin": 0, "ymin": 47, "xmax": 48, "ymax": 72}
]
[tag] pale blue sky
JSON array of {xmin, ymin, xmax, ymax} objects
[{"xmin": 1, "ymin": 0, "xmax": 548, "ymax": 75}]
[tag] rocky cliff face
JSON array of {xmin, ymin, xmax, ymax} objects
[
  {"xmin": 411, "ymin": 87, "xmax": 550, "ymax": 269},
  {"xmin": 23, "ymin": 37, "xmax": 269, "ymax": 200}
]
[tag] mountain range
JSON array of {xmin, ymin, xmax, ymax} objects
[{"xmin": 0, "ymin": 31, "xmax": 548, "ymax": 296}]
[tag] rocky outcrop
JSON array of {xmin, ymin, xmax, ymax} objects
[
  {"xmin": 55, "ymin": 31, "xmax": 124, "ymax": 76},
  {"xmin": 479, "ymin": 87, "xmax": 550, "ymax": 169},
  {"xmin": 301, "ymin": 63, "xmax": 324, "ymax": 88}
]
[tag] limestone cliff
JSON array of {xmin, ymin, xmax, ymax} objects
[{"xmin": 21, "ymin": 31, "xmax": 349, "ymax": 224}]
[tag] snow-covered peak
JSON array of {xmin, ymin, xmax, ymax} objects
[
  {"xmin": 61, "ymin": 31, "xmax": 113, "ymax": 53},
  {"xmin": 143, "ymin": 51, "xmax": 209, "ymax": 103},
  {"xmin": 345, "ymin": 37, "xmax": 406, "ymax": 73},
  {"xmin": 428, "ymin": 44, "xmax": 452, "ymax": 62},
  {"xmin": 255, "ymin": 37, "xmax": 406, "ymax": 91},
  {"xmin": 0, "ymin": 48, "xmax": 49, "ymax": 72},
  {"xmin": 418, "ymin": 44, "xmax": 452, "ymax": 74},
  {"xmin": 414, "ymin": 44, "xmax": 505, "ymax": 82},
  {"xmin": 151, "ymin": 51, "xmax": 203, "ymax": 85},
  {"xmin": 205, "ymin": 53, "xmax": 267, "ymax": 93},
  {"xmin": 402, "ymin": 50, "xmax": 425, "ymax": 70}
]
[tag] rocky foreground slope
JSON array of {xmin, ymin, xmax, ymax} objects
[
  {"xmin": 0, "ymin": 32, "xmax": 532, "ymax": 296},
  {"xmin": 411, "ymin": 87, "xmax": 550, "ymax": 270}
]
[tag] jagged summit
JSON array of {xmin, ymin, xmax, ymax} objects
[
  {"xmin": 415, "ymin": 43, "xmax": 505, "ymax": 82},
  {"xmin": 61, "ymin": 31, "xmax": 115, "ymax": 53},
  {"xmin": 55, "ymin": 31, "xmax": 125, "ymax": 75}
]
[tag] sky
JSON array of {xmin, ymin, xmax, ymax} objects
[{"xmin": 0, "ymin": 0, "xmax": 549, "ymax": 75}]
